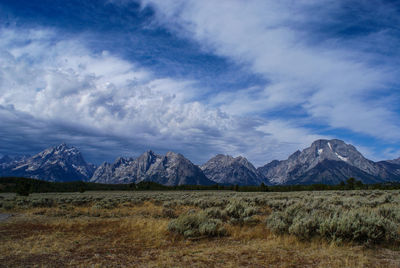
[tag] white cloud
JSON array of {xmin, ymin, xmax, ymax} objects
[
  {"xmin": 142, "ymin": 0, "xmax": 400, "ymax": 142},
  {"xmin": 0, "ymin": 27, "xmax": 326, "ymax": 165}
]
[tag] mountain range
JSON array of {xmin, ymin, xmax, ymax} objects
[
  {"xmin": 1, "ymin": 139, "xmax": 400, "ymax": 185},
  {"xmin": 90, "ymin": 151, "xmax": 213, "ymax": 186}
]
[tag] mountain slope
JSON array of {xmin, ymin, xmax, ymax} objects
[
  {"xmin": 0, "ymin": 144, "xmax": 95, "ymax": 182},
  {"xmin": 201, "ymin": 154, "xmax": 263, "ymax": 185},
  {"xmin": 258, "ymin": 139, "xmax": 400, "ymax": 185},
  {"xmin": 385, "ymin": 157, "xmax": 400, "ymax": 165},
  {"xmin": 290, "ymin": 160, "xmax": 380, "ymax": 185}
]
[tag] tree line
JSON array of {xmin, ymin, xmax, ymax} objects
[{"xmin": 1, "ymin": 177, "xmax": 399, "ymax": 196}]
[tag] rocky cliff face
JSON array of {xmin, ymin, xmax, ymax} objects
[
  {"xmin": 90, "ymin": 151, "xmax": 213, "ymax": 186},
  {"xmin": 201, "ymin": 154, "xmax": 263, "ymax": 185},
  {"xmin": 0, "ymin": 144, "xmax": 96, "ymax": 182},
  {"xmin": 90, "ymin": 151, "xmax": 161, "ymax": 184},
  {"xmin": 257, "ymin": 139, "xmax": 400, "ymax": 184},
  {"xmin": 145, "ymin": 152, "xmax": 214, "ymax": 186}
]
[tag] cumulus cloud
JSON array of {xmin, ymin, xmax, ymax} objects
[
  {"xmin": 2, "ymin": 0, "xmax": 399, "ymax": 165},
  {"xmin": 0, "ymin": 27, "xmax": 324, "ymax": 165},
  {"xmin": 142, "ymin": 0, "xmax": 400, "ymax": 143}
]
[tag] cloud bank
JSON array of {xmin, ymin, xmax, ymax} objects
[
  {"xmin": 0, "ymin": 27, "xmax": 323, "ymax": 165},
  {"xmin": 0, "ymin": 0, "xmax": 399, "ymax": 165}
]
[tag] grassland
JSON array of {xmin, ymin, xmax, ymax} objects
[{"xmin": 1, "ymin": 190, "xmax": 399, "ymax": 267}]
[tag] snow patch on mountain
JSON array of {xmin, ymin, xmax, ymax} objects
[{"xmin": 335, "ymin": 152, "xmax": 348, "ymax": 162}]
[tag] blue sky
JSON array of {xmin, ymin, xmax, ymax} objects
[{"xmin": 0, "ymin": 0, "xmax": 399, "ymax": 166}]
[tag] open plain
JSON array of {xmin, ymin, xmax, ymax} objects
[{"xmin": 0, "ymin": 190, "xmax": 399, "ymax": 267}]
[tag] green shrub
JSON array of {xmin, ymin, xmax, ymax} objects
[
  {"xmin": 266, "ymin": 204, "xmax": 399, "ymax": 245},
  {"xmin": 265, "ymin": 211, "xmax": 291, "ymax": 234},
  {"xmin": 92, "ymin": 200, "xmax": 118, "ymax": 209},
  {"xmin": 319, "ymin": 210, "xmax": 399, "ymax": 244},
  {"xmin": 31, "ymin": 198, "xmax": 55, "ymax": 208},
  {"xmin": 168, "ymin": 211, "xmax": 227, "ymax": 238},
  {"xmin": 377, "ymin": 205, "xmax": 400, "ymax": 223},
  {"xmin": 288, "ymin": 213, "xmax": 321, "ymax": 240},
  {"xmin": 205, "ymin": 207, "xmax": 228, "ymax": 221},
  {"xmin": 225, "ymin": 199, "xmax": 258, "ymax": 225},
  {"xmin": 163, "ymin": 201, "xmax": 177, "ymax": 208}
]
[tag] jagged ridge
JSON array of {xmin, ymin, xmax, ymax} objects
[{"xmin": 91, "ymin": 151, "xmax": 214, "ymax": 186}]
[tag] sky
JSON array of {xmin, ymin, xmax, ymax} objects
[{"xmin": 0, "ymin": 0, "xmax": 399, "ymax": 166}]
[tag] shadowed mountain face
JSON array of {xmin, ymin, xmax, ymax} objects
[
  {"xmin": 91, "ymin": 151, "xmax": 214, "ymax": 186},
  {"xmin": 0, "ymin": 155, "xmax": 30, "ymax": 165},
  {"xmin": 0, "ymin": 144, "xmax": 95, "ymax": 182},
  {"xmin": 289, "ymin": 160, "xmax": 380, "ymax": 185},
  {"xmin": 0, "ymin": 155, "xmax": 13, "ymax": 165},
  {"xmin": 257, "ymin": 139, "xmax": 400, "ymax": 185},
  {"xmin": 200, "ymin": 154, "xmax": 264, "ymax": 185}
]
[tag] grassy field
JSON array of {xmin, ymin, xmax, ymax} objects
[{"xmin": 1, "ymin": 190, "xmax": 399, "ymax": 267}]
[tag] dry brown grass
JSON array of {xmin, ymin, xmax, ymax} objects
[{"xmin": 1, "ymin": 200, "xmax": 399, "ymax": 268}]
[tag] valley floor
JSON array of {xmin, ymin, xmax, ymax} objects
[{"xmin": 0, "ymin": 191, "xmax": 399, "ymax": 267}]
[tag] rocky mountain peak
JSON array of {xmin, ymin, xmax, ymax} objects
[
  {"xmin": 0, "ymin": 143, "xmax": 95, "ymax": 182},
  {"xmin": 234, "ymin": 156, "xmax": 255, "ymax": 170},
  {"xmin": 35, "ymin": 143, "xmax": 82, "ymax": 160},
  {"xmin": 163, "ymin": 152, "xmax": 196, "ymax": 168},
  {"xmin": 305, "ymin": 139, "xmax": 363, "ymax": 164},
  {"xmin": 55, "ymin": 142, "xmax": 68, "ymax": 150},
  {"xmin": 311, "ymin": 139, "xmax": 344, "ymax": 148},
  {"xmin": 201, "ymin": 154, "xmax": 263, "ymax": 185},
  {"xmin": 257, "ymin": 139, "xmax": 384, "ymax": 185},
  {"xmin": 165, "ymin": 151, "xmax": 181, "ymax": 158},
  {"xmin": 113, "ymin": 157, "xmax": 132, "ymax": 167}
]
